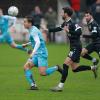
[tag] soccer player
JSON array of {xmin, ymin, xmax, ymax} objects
[
  {"xmin": 23, "ymin": 16, "xmax": 62, "ymax": 90},
  {"xmin": 49, "ymin": 7, "xmax": 98, "ymax": 92},
  {"xmin": 0, "ymin": 8, "xmax": 29, "ymax": 52},
  {"xmin": 81, "ymin": 11, "xmax": 100, "ymax": 70}
]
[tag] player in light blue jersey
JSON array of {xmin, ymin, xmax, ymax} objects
[
  {"xmin": 0, "ymin": 8, "xmax": 30, "ymax": 53},
  {"xmin": 23, "ymin": 16, "xmax": 62, "ymax": 90}
]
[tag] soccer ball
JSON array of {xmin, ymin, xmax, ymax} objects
[{"xmin": 8, "ymin": 6, "xmax": 19, "ymax": 16}]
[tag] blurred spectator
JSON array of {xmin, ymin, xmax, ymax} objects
[
  {"xmin": 31, "ymin": 6, "xmax": 43, "ymax": 28},
  {"xmin": 45, "ymin": 7, "xmax": 57, "ymax": 42},
  {"xmin": 82, "ymin": 17, "xmax": 91, "ymax": 45},
  {"xmin": 90, "ymin": 0, "xmax": 100, "ymax": 25},
  {"xmin": 40, "ymin": 19, "xmax": 48, "ymax": 42},
  {"xmin": 68, "ymin": 0, "xmax": 81, "ymax": 22},
  {"xmin": 86, "ymin": 0, "xmax": 96, "ymax": 9}
]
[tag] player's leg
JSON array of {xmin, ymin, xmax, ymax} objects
[
  {"xmin": 72, "ymin": 63, "xmax": 91, "ymax": 72},
  {"xmin": 81, "ymin": 44, "xmax": 99, "ymax": 66},
  {"xmin": 50, "ymin": 47, "xmax": 92, "ymax": 92},
  {"xmin": 71, "ymin": 62, "xmax": 98, "ymax": 78},
  {"xmin": 52, "ymin": 59, "xmax": 93, "ymax": 92},
  {"xmin": 38, "ymin": 56, "xmax": 62, "ymax": 76},
  {"xmin": 0, "ymin": 35, "xmax": 5, "ymax": 43},
  {"xmin": 50, "ymin": 57, "xmax": 72, "ymax": 92},
  {"xmin": 71, "ymin": 47, "xmax": 98, "ymax": 78},
  {"xmin": 50, "ymin": 48, "xmax": 80, "ymax": 92},
  {"xmin": 24, "ymin": 55, "xmax": 38, "ymax": 90}
]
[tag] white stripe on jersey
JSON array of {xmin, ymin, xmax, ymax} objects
[
  {"xmin": 75, "ymin": 24, "xmax": 81, "ymax": 31},
  {"xmin": 31, "ymin": 32, "xmax": 40, "ymax": 55}
]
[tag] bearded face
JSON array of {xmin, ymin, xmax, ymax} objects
[{"xmin": 85, "ymin": 13, "xmax": 92, "ymax": 23}]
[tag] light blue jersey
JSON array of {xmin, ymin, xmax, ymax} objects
[
  {"xmin": 0, "ymin": 15, "xmax": 16, "ymax": 44},
  {"xmin": 28, "ymin": 26, "xmax": 48, "ymax": 67},
  {"xmin": 0, "ymin": 16, "xmax": 9, "ymax": 35},
  {"xmin": 29, "ymin": 26, "xmax": 48, "ymax": 57}
]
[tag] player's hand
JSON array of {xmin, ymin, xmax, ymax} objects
[
  {"xmin": 10, "ymin": 27, "xmax": 16, "ymax": 33},
  {"xmin": 42, "ymin": 27, "xmax": 49, "ymax": 32},
  {"xmin": 63, "ymin": 26, "xmax": 69, "ymax": 33},
  {"xmin": 22, "ymin": 44, "xmax": 28, "ymax": 48},
  {"xmin": 22, "ymin": 42, "xmax": 31, "ymax": 48}
]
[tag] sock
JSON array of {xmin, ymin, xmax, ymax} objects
[
  {"xmin": 60, "ymin": 64, "xmax": 69, "ymax": 83},
  {"xmin": 82, "ymin": 54, "xmax": 93, "ymax": 61},
  {"xmin": 45, "ymin": 66, "xmax": 58, "ymax": 75},
  {"xmin": 25, "ymin": 69, "xmax": 35, "ymax": 86},
  {"xmin": 16, "ymin": 44, "xmax": 28, "ymax": 51},
  {"xmin": 92, "ymin": 58, "xmax": 97, "ymax": 63},
  {"xmin": 73, "ymin": 65, "xmax": 91, "ymax": 72},
  {"xmin": 57, "ymin": 65, "xmax": 63, "ymax": 74}
]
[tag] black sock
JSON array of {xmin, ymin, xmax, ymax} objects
[
  {"xmin": 82, "ymin": 54, "xmax": 93, "ymax": 61},
  {"xmin": 60, "ymin": 64, "xmax": 69, "ymax": 83},
  {"xmin": 73, "ymin": 65, "xmax": 91, "ymax": 72}
]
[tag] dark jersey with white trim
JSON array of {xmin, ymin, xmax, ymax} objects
[
  {"xmin": 87, "ymin": 20, "xmax": 100, "ymax": 43},
  {"xmin": 49, "ymin": 19, "xmax": 82, "ymax": 48},
  {"xmin": 83, "ymin": 20, "xmax": 100, "ymax": 43}
]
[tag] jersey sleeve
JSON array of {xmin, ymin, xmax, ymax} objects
[
  {"xmin": 31, "ymin": 30, "xmax": 40, "ymax": 54},
  {"xmin": 69, "ymin": 23, "xmax": 82, "ymax": 35},
  {"xmin": 4, "ymin": 15, "xmax": 17, "ymax": 27},
  {"xmin": 90, "ymin": 23, "xmax": 98, "ymax": 38},
  {"xmin": 49, "ymin": 23, "xmax": 64, "ymax": 32}
]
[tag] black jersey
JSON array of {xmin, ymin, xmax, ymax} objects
[
  {"xmin": 83, "ymin": 20, "xmax": 100, "ymax": 43},
  {"xmin": 49, "ymin": 19, "xmax": 82, "ymax": 48}
]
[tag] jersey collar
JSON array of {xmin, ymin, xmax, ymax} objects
[
  {"xmin": 88, "ymin": 19, "xmax": 94, "ymax": 24},
  {"xmin": 65, "ymin": 18, "xmax": 71, "ymax": 22}
]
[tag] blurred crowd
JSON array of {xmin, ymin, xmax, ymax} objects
[{"xmin": 10, "ymin": 0, "xmax": 100, "ymax": 43}]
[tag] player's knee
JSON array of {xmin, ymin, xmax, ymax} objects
[
  {"xmin": 10, "ymin": 44, "xmax": 16, "ymax": 48},
  {"xmin": 24, "ymin": 62, "xmax": 31, "ymax": 70},
  {"xmin": 81, "ymin": 50, "xmax": 85, "ymax": 56},
  {"xmin": 81, "ymin": 48, "xmax": 87, "ymax": 56},
  {"xmin": 24, "ymin": 64, "xmax": 28, "ymax": 70},
  {"xmin": 81, "ymin": 52, "xmax": 85, "ymax": 56},
  {"xmin": 39, "ymin": 71, "xmax": 46, "ymax": 76}
]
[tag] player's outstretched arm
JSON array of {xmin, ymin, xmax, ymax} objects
[{"xmin": 22, "ymin": 42, "xmax": 31, "ymax": 48}]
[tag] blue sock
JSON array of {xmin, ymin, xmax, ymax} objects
[
  {"xmin": 45, "ymin": 66, "xmax": 58, "ymax": 75},
  {"xmin": 25, "ymin": 69, "xmax": 35, "ymax": 85},
  {"xmin": 16, "ymin": 44, "xmax": 28, "ymax": 51}
]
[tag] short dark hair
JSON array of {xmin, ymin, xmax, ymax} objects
[
  {"xmin": 25, "ymin": 15, "xmax": 34, "ymax": 25},
  {"xmin": 62, "ymin": 7, "xmax": 73, "ymax": 17},
  {"xmin": 85, "ymin": 10, "xmax": 93, "ymax": 15}
]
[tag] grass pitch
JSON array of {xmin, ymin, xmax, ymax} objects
[{"xmin": 0, "ymin": 43, "xmax": 100, "ymax": 100}]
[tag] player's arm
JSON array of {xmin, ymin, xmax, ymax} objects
[
  {"xmin": 49, "ymin": 26, "xmax": 62, "ymax": 32},
  {"xmin": 22, "ymin": 42, "xmax": 31, "ymax": 48},
  {"xmin": 30, "ymin": 33, "xmax": 40, "ymax": 57},
  {"xmin": 49, "ymin": 22, "xmax": 64, "ymax": 32},
  {"xmin": 4, "ymin": 15, "xmax": 17, "ymax": 27}
]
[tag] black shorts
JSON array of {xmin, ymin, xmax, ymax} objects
[
  {"xmin": 85, "ymin": 43, "xmax": 100, "ymax": 55},
  {"xmin": 68, "ymin": 47, "xmax": 82, "ymax": 63}
]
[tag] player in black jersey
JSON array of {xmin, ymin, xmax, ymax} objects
[
  {"xmin": 81, "ymin": 11, "xmax": 99, "ymax": 77},
  {"xmin": 49, "ymin": 7, "xmax": 97, "ymax": 92}
]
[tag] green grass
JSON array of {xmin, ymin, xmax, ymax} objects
[{"xmin": 0, "ymin": 43, "xmax": 100, "ymax": 100}]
